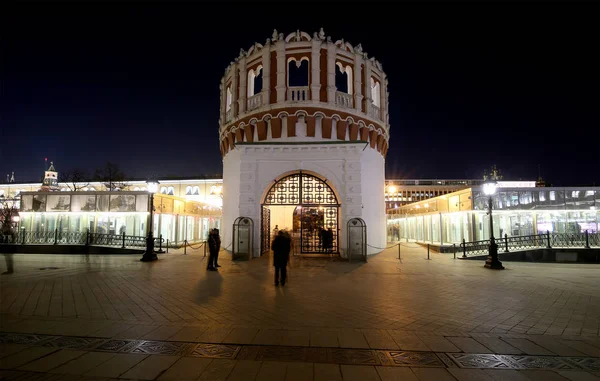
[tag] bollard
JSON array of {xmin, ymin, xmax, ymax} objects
[
  {"xmin": 54, "ymin": 228, "xmax": 58, "ymax": 245},
  {"xmin": 504, "ymin": 233, "xmax": 509, "ymax": 253},
  {"xmin": 85, "ymin": 229, "xmax": 90, "ymax": 246},
  {"xmin": 453, "ymin": 243, "xmax": 456, "ymax": 259},
  {"xmin": 166, "ymin": 239, "xmax": 169, "ymax": 253},
  {"xmin": 22, "ymin": 229, "xmax": 26, "ymax": 245},
  {"xmin": 546, "ymin": 230, "xmax": 551, "ymax": 248},
  {"xmin": 157, "ymin": 234, "xmax": 164, "ymax": 253},
  {"xmin": 398, "ymin": 242, "xmax": 401, "ymax": 260},
  {"xmin": 585, "ymin": 230, "xmax": 590, "ymax": 249},
  {"xmin": 184, "ymin": 240, "xmax": 187, "ymax": 255},
  {"xmin": 427, "ymin": 244, "xmax": 430, "ymax": 260},
  {"xmin": 122, "ymin": 231, "xmax": 126, "ymax": 248},
  {"xmin": 462, "ymin": 239, "xmax": 467, "ymax": 258},
  {"xmin": 204, "ymin": 241, "xmax": 207, "ymax": 257}
]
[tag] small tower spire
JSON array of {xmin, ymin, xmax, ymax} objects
[{"xmin": 39, "ymin": 161, "xmax": 60, "ymax": 191}]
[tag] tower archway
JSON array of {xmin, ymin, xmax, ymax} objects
[{"xmin": 261, "ymin": 171, "xmax": 340, "ymax": 255}]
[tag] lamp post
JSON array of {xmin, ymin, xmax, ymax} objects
[
  {"xmin": 482, "ymin": 179, "xmax": 504, "ymax": 270},
  {"xmin": 141, "ymin": 179, "xmax": 159, "ymax": 262}
]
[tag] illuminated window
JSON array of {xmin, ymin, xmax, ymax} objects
[
  {"xmin": 167, "ymin": 187, "xmax": 174, "ymax": 195},
  {"xmin": 160, "ymin": 186, "xmax": 167, "ymax": 194},
  {"xmin": 186, "ymin": 186, "xmax": 192, "ymax": 195}
]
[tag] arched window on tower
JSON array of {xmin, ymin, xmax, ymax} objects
[
  {"xmin": 287, "ymin": 58, "xmax": 309, "ymax": 87},
  {"xmin": 226, "ymin": 86, "xmax": 232, "ymax": 111},
  {"xmin": 192, "ymin": 186, "xmax": 200, "ymax": 195},
  {"xmin": 371, "ymin": 78, "xmax": 381, "ymax": 107},
  {"xmin": 335, "ymin": 62, "xmax": 353, "ymax": 95},
  {"xmin": 167, "ymin": 186, "xmax": 174, "ymax": 195},
  {"xmin": 247, "ymin": 66, "xmax": 263, "ymax": 97},
  {"xmin": 186, "ymin": 186, "xmax": 192, "ymax": 195}
]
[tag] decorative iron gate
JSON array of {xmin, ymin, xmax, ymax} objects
[
  {"xmin": 261, "ymin": 206, "xmax": 271, "ymax": 255},
  {"xmin": 263, "ymin": 171, "xmax": 339, "ymax": 254}
]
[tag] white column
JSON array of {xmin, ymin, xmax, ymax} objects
[
  {"xmin": 275, "ymin": 41, "xmax": 286, "ymax": 103},
  {"xmin": 326, "ymin": 41, "xmax": 336, "ymax": 106},
  {"xmin": 353, "ymin": 54, "xmax": 363, "ymax": 113},
  {"xmin": 219, "ymin": 77, "xmax": 226, "ymax": 126},
  {"xmin": 364, "ymin": 60, "xmax": 372, "ymax": 116},
  {"xmin": 238, "ymin": 57, "xmax": 247, "ymax": 114},
  {"xmin": 262, "ymin": 42, "xmax": 271, "ymax": 106},
  {"xmin": 231, "ymin": 63, "xmax": 239, "ymax": 118},
  {"xmin": 380, "ymin": 75, "xmax": 387, "ymax": 123},
  {"xmin": 310, "ymin": 40, "xmax": 321, "ymax": 102}
]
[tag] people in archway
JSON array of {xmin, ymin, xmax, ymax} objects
[
  {"xmin": 207, "ymin": 228, "xmax": 221, "ymax": 271},
  {"xmin": 272, "ymin": 224, "xmax": 279, "ymax": 237},
  {"xmin": 323, "ymin": 228, "xmax": 334, "ymax": 253},
  {"xmin": 271, "ymin": 229, "xmax": 291, "ymax": 286}
]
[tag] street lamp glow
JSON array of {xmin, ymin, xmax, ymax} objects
[
  {"xmin": 482, "ymin": 181, "xmax": 497, "ymax": 196},
  {"xmin": 387, "ymin": 185, "xmax": 397, "ymax": 194},
  {"xmin": 147, "ymin": 180, "xmax": 159, "ymax": 194}
]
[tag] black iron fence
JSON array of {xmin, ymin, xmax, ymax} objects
[
  {"xmin": 459, "ymin": 231, "xmax": 600, "ymax": 257},
  {"xmin": 0, "ymin": 229, "xmax": 164, "ymax": 249}
]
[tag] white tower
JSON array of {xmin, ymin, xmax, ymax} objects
[{"xmin": 219, "ymin": 29, "xmax": 390, "ymax": 258}]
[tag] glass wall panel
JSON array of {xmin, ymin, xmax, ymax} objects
[
  {"xmin": 47, "ymin": 195, "xmax": 71, "ymax": 212},
  {"xmin": 186, "ymin": 216, "xmax": 195, "ymax": 241},
  {"xmin": 71, "ymin": 195, "xmax": 96, "ymax": 212},
  {"xmin": 97, "ymin": 195, "xmax": 109, "ymax": 212},
  {"xmin": 136, "ymin": 194, "xmax": 149, "ymax": 212},
  {"xmin": 535, "ymin": 211, "xmax": 567, "ymax": 233},
  {"xmin": 110, "ymin": 195, "xmax": 136, "ymax": 212},
  {"xmin": 432, "ymin": 214, "xmax": 440, "ymax": 243}
]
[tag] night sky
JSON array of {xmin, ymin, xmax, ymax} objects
[{"xmin": 2, "ymin": 3, "xmax": 599, "ymax": 186}]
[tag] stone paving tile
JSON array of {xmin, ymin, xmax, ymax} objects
[
  {"xmin": 0, "ymin": 343, "xmax": 28, "ymax": 359},
  {"xmin": 337, "ymin": 329, "xmax": 370, "ymax": 349},
  {"xmin": 388, "ymin": 330, "xmax": 430, "ymax": 351},
  {"xmin": 483, "ymin": 369, "xmax": 530, "ymax": 381},
  {"xmin": 284, "ymin": 362, "xmax": 314, "ymax": 381},
  {"xmin": 340, "ymin": 364, "xmax": 380, "ymax": 381},
  {"xmin": 411, "ymin": 367, "xmax": 458, "ymax": 381},
  {"xmin": 196, "ymin": 359, "xmax": 236, "ymax": 381},
  {"xmin": 519, "ymin": 370, "xmax": 570, "ymax": 380},
  {"xmin": 502, "ymin": 338, "xmax": 556, "ymax": 356},
  {"xmin": 281, "ymin": 329, "xmax": 311, "ymax": 347},
  {"xmin": 47, "ymin": 351, "xmax": 115, "ymax": 374},
  {"xmin": 449, "ymin": 368, "xmax": 496, "ymax": 380},
  {"xmin": 17, "ymin": 348, "xmax": 85, "ymax": 372},
  {"xmin": 223, "ymin": 327, "xmax": 259, "ymax": 345},
  {"xmin": 140, "ymin": 325, "xmax": 183, "ymax": 341},
  {"xmin": 363, "ymin": 329, "xmax": 400, "ymax": 350},
  {"xmin": 255, "ymin": 361, "xmax": 288, "ymax": 381},
  {"xmin": 561, "ymin": 340, "xmax": 600, "ymax": 357},
  {"xmin": 376, "ymin": 366, "xmax": 419, "ymax": 381},
  {"xmin": 314, "ymin": 363, "xmax": 342, "ymax": 381},
  {"xmin": 417, "ymin": 334, "xmax": 461, "ymax": 353},
  {"xmin": 119, "ymin": 354, "xmax": 179, "ymax": 380},
  {"xmin": 448, "ymin": 337, "xmax": 494, "ymax": 353},
  {"xmin": 472, "ymin": 337, "xmax": 523, "ymax": 355},
  {"xmin": 157, "ymin": 356, "xmax": 212, "ymax": 380},
  {"xmin": 528, "ymin": 337, "xmax": 588, "ymax": 357},
  {"xmin": 310, "ymin": 329, "xmax": 339, "ymax": 348},
  {"xmin": 557, "ymin": 370, "xmax": 600, "ymax": 381},
  {"xmin": 83, "ymin": 352, "xmax": 148, "ymax": 378},
  {"xmin": 0, "ymin": 346, "xmax": 57, "ymax": 369}
]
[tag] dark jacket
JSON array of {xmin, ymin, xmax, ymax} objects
[
  {"xmin": 271, "ymin": 234, "xmax": 291, "ymax": 267},
  {"xmin": 208, "ymin": 232, "xmax": 221, "ymax": 254}
]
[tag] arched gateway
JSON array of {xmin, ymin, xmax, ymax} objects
[{"xmin": 261, "ymin": 171, "xmax": 340, "ymax": 254}]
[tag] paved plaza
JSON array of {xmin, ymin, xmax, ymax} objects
[{"xmin": 1, "ymin": 244, "xmax": 599, "ymax": 380}]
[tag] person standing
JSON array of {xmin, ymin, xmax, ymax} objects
[
  {"xmin": 213, "ymin": 228, "xmax": 221, "ymax": 268},
  {"xmin": 207, "ymin": 228, "xmax": 221, "ymax": 271},
  {"xmin": 271, "ymin": 230, "xmax": 291, "ymax": 286}
]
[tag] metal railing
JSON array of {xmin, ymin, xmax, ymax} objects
[
  {"xmin": 1, "ymin": 229, "xmax": 164, "ymax": 250},
  {"xmin": 459, "ymin": 231, "xmax": 599, "ymax": 257}
]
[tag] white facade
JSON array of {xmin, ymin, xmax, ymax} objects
[{"xmin": 222, "ymin": 142, "xmax": 386, "ymax": 257}]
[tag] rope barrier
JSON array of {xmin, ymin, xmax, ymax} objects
[
  {"xmin": 366, "ymin": 243, "xmax": 400, "ymax": 250},
  {"xmin": 187, "ymin": 241, "xmax": 205, "ymax": 250}
]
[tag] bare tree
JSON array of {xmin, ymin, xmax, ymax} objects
[
  {"xmin": 94, "ymin": 162, "xmax": 130, "ymax": 191},
  {"xmin": 60, "ymin": 168, "xmax": 91, "ymax": 191},
  {"xmin": 0, "ymin": 199, "xmax": 19, "ymax": 239}
]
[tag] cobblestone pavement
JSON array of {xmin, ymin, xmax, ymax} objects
[{"xmin": 1, "ymin": 244, "xmax": 599, "ymax": 380}]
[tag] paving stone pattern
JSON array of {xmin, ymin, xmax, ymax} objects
[{"xmin": 1, "ymin": 246, "xmax": 599, "ymax": 380}]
